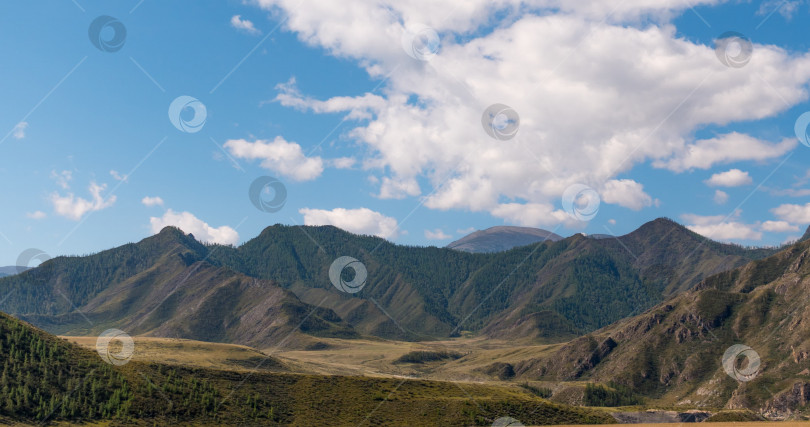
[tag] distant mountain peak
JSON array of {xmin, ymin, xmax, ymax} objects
[{"xmin": 447, "ymin": 225, "xmax": 563, "ymax": 253}]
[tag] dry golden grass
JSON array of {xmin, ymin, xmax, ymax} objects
[{"xmin": 62, "ymin": 335, "xmax": 281, "ymax": 372}]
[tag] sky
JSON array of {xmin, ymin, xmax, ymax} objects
[{"xmin": 2, "ymin": 0, "xmax": 810, "ymax": 265}]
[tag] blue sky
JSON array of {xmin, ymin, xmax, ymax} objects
[{"xmin": 2, "ymin": 0, "xmax": 810, "ymax": 265}]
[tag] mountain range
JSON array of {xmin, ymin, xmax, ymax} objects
[
  {"xmin": 493, "ymin": 235, "xmax": 810, "ymax": 419},
  {"xmin": 446, "ymin": 225, "xmax": 563, "ymax": 253},
  {"xmin": 0, "ymin": 218, "xmax": 779, "ymax": 348},
  {"xmin": 0, "ymin": 266, "xmax": 25, "ymax": 278}
]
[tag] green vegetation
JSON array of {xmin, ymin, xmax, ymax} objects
[
  {"xmin": 0, "ymin": 311, "xmax": 615, "ymax": 425},
  {"xmin": 394, "ymin": 350, "xmax": 464, "ymax": 364},
  {"xmin": 519, "ymin": 382, "xmax": 553, "ymax": 398},
  {"xmin": 583, "ymin": 382, "xmax": 643, "ymax": 407}
]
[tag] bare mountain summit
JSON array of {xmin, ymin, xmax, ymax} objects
[{"xmin": 447, "ymin": 226, "xmax": 563, "ymax": 253}]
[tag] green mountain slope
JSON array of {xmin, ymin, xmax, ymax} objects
[
  {"xmin": 515, "ymin": 233, "xmax": 810, "ymax": 419},
  {"xmin": 0, "ymin": 228, "xmax": 354, "ymax": 349},
  {"xmin": 0, "ymin": 218, "xmax": 777, "ymax": 343}
]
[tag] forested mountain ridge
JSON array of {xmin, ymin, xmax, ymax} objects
[
  {"xmin": 0, "ymin": 228, "xmax": 355, "ymax": 348},
  {"xmin": 0, "ymin": 218, "xmax": 779, "ymax": 344}
]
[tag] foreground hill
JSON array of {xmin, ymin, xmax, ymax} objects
[
  {"xmin": 447, "ymin": 226, "xmax": 563, "ymax": 253},
  {"xmin": 0, "ymin": 219, "xmax": 777, "ymax": 344},
  {"xmin": 0, "ymin": 311, "xmax": 611, "ymax": 425},
  {"xmin": 512, "ymin": 235, "xmax": 810, "ymax": 419}
]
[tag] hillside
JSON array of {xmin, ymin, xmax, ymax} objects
[
  {"xmin": 510, "ymin": 234, "xmax": 810, "ymax": 419},
  {"xmin": 0, "ymin": 218, "xmax": 777, "ymax": 344},
  {"xmin": 0, "ymin": 228, "xmax": 355, "ymax": 349},
  {"xmin": 0, "ymin": 311, "xmax": 612, "ymax": 425},
  {"xmin": 447, "ymin": 226, "xmax": 563, "ymax": 253}
]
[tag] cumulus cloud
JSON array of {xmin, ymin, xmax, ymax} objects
[
  {"xmin": 762, "ymin": 220, "xmax": 799, "ymax": 233},
  {"xmin": 424, "ymin": 228, "xmax": 452, "ymax": 240},
  {"xmin": 141, "ymin": 196, "xmax": 164, "ymax": 207},
  {"xmin": 772, "ymin": 202, "xmax": 810, "ymax": 224},
  {"xmin": 713, "ymin": 190, "xmax": 729, "ymax": 205},
  {"xmin": 150, "ymin": 209, "xmax": 239, "ymax": 245},
  {"xmin": 686, "ymin": 222, "xmax": 762, "ymax": 241},
  {"xmin": 299, "ymin": 207, "xmax": 400, "ymax": 238},
  {"xmin": 50, "ymin": 182, "xmax": 116, "ymax": 221},
  {"xmin": 247, "ymin": 0, "xmax": 810, "ymax": 226},
  {"xmin": 230, "ymin": 15, "xmax": 261, "ymax": 35},
  {"xmin": 12, "ymin": 122, "xmax": 27, "ymax": 139},
  {"xmin": 705, "ymin": 169, "xmax": 753, "ymax": 187},
  {"xmin": 600, "ymin": 179, "xmax": 653, "ymax": 211},
  {"xmin": 491, "ymin": 203, "xmax": 571, "ymax": 228},
  {"xmin": 682, "ymin": 212, "xmax": 762, "ymax": 241},
  {"xmin": 224, "ymin": 137, "xmax": 324, "ymax": 181},
  {"xmin": 655, "ymin": 134, "xmax": 796, "ymax": 172}
]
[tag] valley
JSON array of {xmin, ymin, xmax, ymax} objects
[{"xmin": 2, "ymin": 219, "xmax": 809, "ymax": 425}]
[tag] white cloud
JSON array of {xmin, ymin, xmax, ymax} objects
[
  {"xmin": 149, "ymin": 209, "xmax": 239, "ymax": 245},
  {"xmin": 26, "ymin": 211, "xmax": 46, "ymax": 219},
  {"xmin": 12, "ymin": 122, "xmax": 27, "ymax": 139},
  {"xmin": 248, "ymin": 1, "xmax": 810, "ymax": 226},
  {"xmin": 50, "ymin": 170, "xmax": 72, "ymax": 190},
  {"xmin": 331, "ymin": 157, "xmax": 356, "ymax": 169},
  {"xmin": 491, "ymin": 203, "xmax": 571, "ymax": 228},
  {"xmin": 299, "ymin": 207, "xmax": 400, "ymax": 238},
  {"xmin": 230, "ymin": 15, "xmax": 261, "ymax": 35},
  {"xmin": 705, "ymin": 168, "xmax": 752, "ymax": 187},
  {"xmin": 50, "ymin": 182, "xmax": 116, "ymax": 221},
  {"xmin": 757, "ymin": 0, "xmax": 802, "ymax": 20},
  {"xmin": 424, "ymin": 228, "xmax": 452, "ymax": 240},
  {"xmin": 141, "ymin": 196, "xmax": 164, "ymax": 207},
  {"xmin": 682, "ymin": 212, "xmax": 762, "ymax": 241},
  {"xmin": 275, "ymin": 78, "xmax": 386, "ymax": 121},
  {"xmin": 224, "ymin": 137, "xmax": 324, "ymax": 181},
  {"xmin": 654, "ymin": 134, "xmax": 796, "ymax": 172},
  {"xmin": 713, "ymin": 189, "xmax": 729, "ymax": 205},
  {"xmin": 762, "ymin": 220, "xmax": 799, "ymax": 233},
  {"xmin": 600, "ymin": 179, "xmax": 653, "ymax": 211},
  {"xmin": 772, "ymin": 203, "xmax": 810, "ymax": 224},
  {"xmin": 607, "ymin": 219, "xmax": 616, "ymax": 225},
  {"xmin": 110, "ymin": 170, "xmax": 128, "ymax": 182}
]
